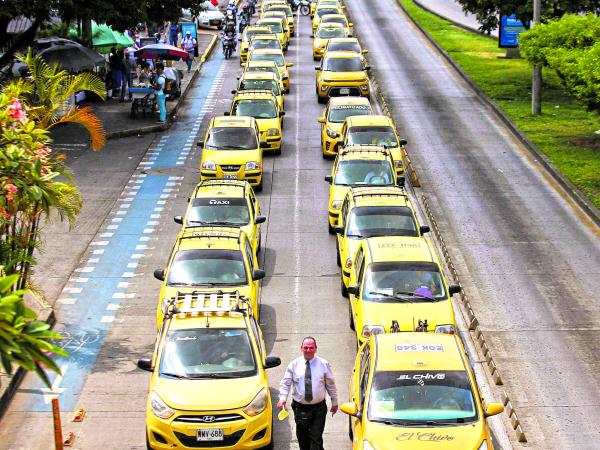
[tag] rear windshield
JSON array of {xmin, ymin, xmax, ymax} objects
[
  {"xmin": 233, "ymin": 99, "xmax": 277, "ymax": 119},
  {"xmin": 250, "ymin": 53, "xmax": 285, "ymax": 67},
  {"xmin": 260, "ymin": 22, "xmax": 283, "ymax": 33},
  {"xmin": 347, "ymin": 126, "xmax": 398, "ymax": 147},
  {"xmin": 316, "ymin": 27, "xmax": 345, "ymax": 39},
  {"xmin": 322, "ymin": 17, "xmax": 347, "ymax": 26},
  {"xmin": 317, "ymin": 8, "xmax": 339, "ymax": 17},
  {"xmin": 327, "ymin": 41, "xmax": 360, "ymax": 53},
  {"xmin": 239, "ymin": 79, "xmax": 281, "ymax": 95},
  {"xmin": 250, "ymin": 39, "xmax": 281, "ymax": 50},
  {"xmin": 328, "ymin": 104, "xmax": 372, "ymax": 123}
]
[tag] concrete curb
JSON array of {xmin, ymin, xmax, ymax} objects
[
  {"xmin": 105, "ymin": 34, "xmax": 219, "ymax": 140},
  {"xmin": 0, "ymin": 308, "xmax": 55, "ymax": 419},
  {"xmin": 398, "ymin": 0, "xmax": 600, "ymax": 228}
]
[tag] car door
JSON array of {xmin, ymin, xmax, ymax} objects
[
  {"xmin": 352, "ymin": 343, "xmax": 371, "ymax": 442},
  {"xmin": 350, "ymin": 247, "xmax": 364, "ymax": 324},
  {"xmin": 244, "ymin": 237, "xmax": 260, "ymax": 312},
  {"xmin": 337, "ymin": 196, "xmax": 349, "ymax": 268}
]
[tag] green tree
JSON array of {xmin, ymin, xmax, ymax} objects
[{"xmin": 0, "ymin": 274, "xmax": 67, "ymax": 387}]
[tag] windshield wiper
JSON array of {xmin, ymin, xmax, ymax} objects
[
  {"xmin": 167, "ymin": 282, "xmax": 194, "ymax": 287},
  {"xmin": 368, "ymin": 291, "xmax": 411, "ymax": 302},
  {"xmin": 393, "ymin": 291, "xmax": 437, "ymax": 301},
  {"xmin": 224, "ymin": 145, "xmax": 252, "ymax": 150},
  {"xmin": 188, "ymin": 373, "xmax": 244, "ymax": 379},
  {"xmin": 161, "ymin": 372, "xmax": 187, "ymax": 379},
  {"xmin": 346, "ymin": 233, "xmax": 364, "ymax": 238}
]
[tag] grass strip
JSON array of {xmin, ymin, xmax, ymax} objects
[{"xmin": 399, "ymin": 0, "xmax": 600, "ymax": 208}]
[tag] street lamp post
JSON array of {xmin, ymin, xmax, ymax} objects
[{"xmin": 531, "ymin": 0, "xmax": 542, "ymax": 114}]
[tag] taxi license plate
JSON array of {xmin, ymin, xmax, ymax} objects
[
  {"xmin": 340, "ymin": 88, "xmax": 350, "ymax": 95},
  {"xmin": 224, "ymin": 174, "xmax": 238, "ymax": 179},
  {"xmin": 197, "ymin": 428, "xmax": 224, "ymax": 441}
]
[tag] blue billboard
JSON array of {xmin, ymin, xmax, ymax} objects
[{"xmin": 498, "ymin": 14, "xmax": 528, "ymax": 48}]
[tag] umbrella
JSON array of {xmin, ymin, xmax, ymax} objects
[
  {"xmin": 135, "ymin": 43, "xmax": 190, "ymax": 60},
  {"xmin": 38, "ymin": 41, "xmax": 105, "ymax": 72},
  {"xmin": 92, "ymin": 22, "xmax": 134, "ymax": 53}
]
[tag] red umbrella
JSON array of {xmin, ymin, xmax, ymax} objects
[{"xmin": 134, "ymin": 43, "xmax": 190, "ymax": 60}]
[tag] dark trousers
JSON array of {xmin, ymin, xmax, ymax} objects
[{"xmin": 292, "ymin": 400, "xmax": 327, "ymax": 450}]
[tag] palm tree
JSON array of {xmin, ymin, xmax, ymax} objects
[
  {"xmin": 0, "ymin": 274, "xmax": 67, "ymax": 388},
  {"xmin": 11, "ymin": 49, "xmax": 107, "ymax": 151}
]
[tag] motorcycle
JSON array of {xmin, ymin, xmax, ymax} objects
[
  {"xmin": 247, "ymin": 0, "xmax": 257, "ymax": 16},
  {"xmin": 222, "ymin": 35, "xmax": 235, "ymax": 59},
  {"xmin": 239, "ymin": 15, "xmax": 249, "ymax": 33},
  {"xmin": 289, "ymin": 0, "xmax": 310, "ymax": 15}
]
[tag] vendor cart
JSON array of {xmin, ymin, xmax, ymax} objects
[{"xmin": 129, "ymin": 86, "xmax": 156, "ymax": 119}]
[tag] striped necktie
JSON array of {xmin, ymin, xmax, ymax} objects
[{"xmin": 304, "ymin": 360, "xmax": 313, "ymax": 402}]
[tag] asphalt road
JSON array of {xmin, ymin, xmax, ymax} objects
[{"xmin": 343, "ymin": 0, "xmax": 600, "ymax": 448}]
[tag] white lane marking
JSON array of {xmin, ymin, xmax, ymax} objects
[
  {"xmin": 93, "ymin": 249, "xmax": 105, "ymax": 255},
  {"xmin": 118, "ymin": 282, "xmax": 130, "ymax": 288},
  {"xmin": 40, "ymin": 364, "xmax": 69, "ymax": 403},
  {"xmin": 101, "ymin": 315, "xmax": 115, "ymax": 323}
]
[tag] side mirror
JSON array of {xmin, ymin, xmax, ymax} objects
[
  {"xmin": 287, "ymin": 62, "xmax": 294, "ymax": 67},
  {"xmin": 324, "ymin": 175, "xmax": 333, "ymax": 183},
  {"xmin": 153, "ymin": 269, "xmax": 165, "ymax": 281},
  {"xmin": 365, "ymin": 65, "xmax": 371, "ymax": 71},
  {"xmin": 137, "ymin": 358, "xmax": 153, "ymax": 372},
  {"xmin": 317, "ymin": 117, "xmax": 325, "ymax": 124},
  {"xmin": 333, "ymin": 226, "xmax": 343, "ymax": 234},
  {"xmin": 362, "ymin": 49, "xmax": 369, "ymax": 54},
  {"xmin": 448, "ymin": 284, "xmax": 461, "ymax": 296},
  {"xmin": 174, "ymin": 215, "xmax": 183, "ymax": 225},
  {"xmin": 223, "ymin": 111, "xmax": 230, "ymax": 116},
  {"xmin": 264, "ymin": 355, "xmax": 281, "ymax": 369},
  {"xmin": 400, "ymin": 139, "xmax": 407, "ymax": 146},
  {"xmin": 231, "ymin": 89, "xmax": 237, "ymax": 94},
  {"xmin": 348, "ymin": 22, "xmax": 353, "ymax": 27},
  {"xmin": 347, "ymin": 285, "xmax": 359, "ymax": 296},
  {"xmin": 419, "ymin": 225, "xmax": 430, "ymax": 235},
  {"xmin": 397, "ymin": 176, "xmax": 405, "ymax": 187},
  {"xmin": 484, "ymin": 402, "xmax": 504, "ymax": 417},
  {"xmin": 252, "ymin": 268, "xmax": 266, "ymax": 280},
  {"xmin": 260, "ymin": 141, "xmax": 270, "ymax": 149},
  {"xmin": 236, "ymin": 76, "xmax": 240, "ymax": 80},
  {"xmin": 255, "ymin": 215, "xmax": 267, "ymax": 224},
  {"xmin": 197, "ymin": 141, "xmax": 204, "ymax": 147},
  {"xmin": 340, "ymin": 401, "xmax": 359, "ymax": 416},
  {"xmin": 279, "ymin": 111, "xmax": 286, "ymax": 117}
]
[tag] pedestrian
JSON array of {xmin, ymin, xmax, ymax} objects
[
  {"xmin": 154, "ymin": 62, "xmax": 167, "ymax": 124},
  {"xmin": 277, "ymin": 337, "xmax": 338, "ymax": 450},
  {"xmin": 168, "ymin": 21, "xmax": 179, "ymax": 47},
  {"xmin": 181, "ymin": 30, "xmax": 197, "ymax": 73},
  {"xmin": 119, "ymin": 49, "xmax": 133, "ymax": 102},
  {"xmin": 108, "ymin": 47, "xmax": 122, "ymax": 98}
]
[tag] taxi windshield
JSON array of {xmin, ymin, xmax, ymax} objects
[
  {"xmin": 368, "ymin": 370, "xmax": 477, "ymax": 423},
  {"xmin": 328, "ymin": 41, "xmax": 360, "ymax": 53},
  {"xmin": 346, "ymin": 206, "xmax": 418, "ymax": 238},
  {"xmin": 187, "ymin": 198, "xmax": 250, "ymax": 226},
  {"xmin": 160, "ymin": 328, "xmax": 257, "ymax": 378},
  {"xmin": 334, "ymin": 160, "xmax": 394, "ymax": 186},
  {"xmin": 317, "ymin": 8, "xmax": 339, "ymax": 17},
  {"xmin": 261, "ymin": 22, "xmax": 282, "ymax": 33},
  {"xmin": 250, "ymin": 53, "xmax": 285, "ymax": 66},
  {"xmin": 328, "ymin": 104, "xmax": 371, "ymax": 123},
  {"xmin": 363, "ymin": 261, "xmax": 447, "ymax": 301},
  {"xmin": 322, "ymin": 17, "xmax": 347, "ymax": 27},
  {"xmin": 239, "ymin": 79, "xmax": 280, "ymax": 95},
  {"xmin": 247, "ymin": 66, "xmax": 279, "ymax": 77},
  {"xmin": 347, "ymin": 126, "xmax": 398, "ymax": 147},
  {"xmin": 323, "ymin": 57, "xmax": 362, "ymax": 72},
  {"xmin": 244, "ymin": 29, "xmax": 269, "ymax": 42},
  {"xmin": 250, "ymin": 39, "xmax": 281, "ymax": 50},
  {"xmin": 206, "ymin": 127, "xmax": 258, "ymax": 150},
  {"xmin": 167, "ymin": 249, "xmax": 248, "ymax": 286},
  {"xmin": 234, "ymin": 99, "xmax": 277, "ymax": 119},
  {"xmin": 316, "ymin": 27, "xmax": 345, "ymax": 38}
]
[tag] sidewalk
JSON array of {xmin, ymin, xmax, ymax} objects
[
  {"xmin": 413, "ymin": 0, "xmax": 498, "ymax": 37},
  {"xmin": 91, "ymin": 30, "xmax": 217, "ymax": 139}
]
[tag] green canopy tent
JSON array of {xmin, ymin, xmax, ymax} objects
[{"xmin": 91, "ymin": 22, "xmax": 134, "ymax": 53}]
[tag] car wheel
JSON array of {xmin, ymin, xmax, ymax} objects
[
  {"xmin": 341, "ymin": 277, "xmax": 348, "ymax": 298},
  {"xmin": 348, "ymin": 415, "xmax": 353, "ymax": 441},
  {"xmin": 349, "ymin": 300, "xmax": 354, "ymax": 330},
  {"xmin": 146, "ymin": 429, "xmax": 153, "ymax": 450},
  {"xmin": 273, "ymin": 145, "xmax": 282, "ymax": 156},
  {"xmin": 260, "ymin": 439, "xmax": 274, "ymax": 450},
  {"xmin": 313, "ymin": 55, "xmax": 318, "ymax": 61},
  {"xmin": 317, "ymin": 95, "xmax": 326, "ymax": 104},
  {"xmin": 328, "ymin": 223, "xmax": 335, "ymax": 234},
  {"xmin": 255, "ymin": 180, "xmax": 263, "ymax": 192},
  {"xmin": 257, "ymin": 233, "xmax": 262, "ymax": 253},
  {"xmin": 335, "ymin": 241, "xmax": 341, "ymax": 267}
]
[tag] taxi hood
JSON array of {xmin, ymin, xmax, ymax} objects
[
  {"xmin": 361, "ymin": 298, "xmax": 455, "ymax": 332},
  {"xmin": 156, "ymin": 374, "xmax": 265, "ymax": 411},
  {"xmin": 203, "ymin": 148, "xmax": 262, "ymax": 166},
  {"xmin": 363, "ymin": 421, "xmax": 485, "ymax": 450}
]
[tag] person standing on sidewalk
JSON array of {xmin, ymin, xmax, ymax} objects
[
  {"xmin": 277, "ymin": 337, "xmax": 338, "ymax": 450},
  {"xmin": 154, "ymin": 62, "xmax": 167, "ymax": 124},
  {"xmin": 119, "ymin": 49, "xmax": 133, "ymax": 102},
  {"xmin": 181, "ymin": 30, "xmax": 197, "ymax": 73},
  {"xmin": 168, "ymin": 21, "xmax": 179, "ymax": 46}
]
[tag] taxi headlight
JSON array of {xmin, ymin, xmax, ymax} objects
[
  {"xmin": 321, "ymin": 85, "xmax": 328, "ymax": 91},
  {"xmin": 435, "ymin": 324, "xmax": 456, "ymax": 334},
  {"xmin": 245, "ymin": 161, "xmax": 260, "ymax": 171},
  {"xmin": 478, "ymin": 441, "xmax": 489, "ymax": 450},
  {"xmin": 360, "ymin": 84, "xmax": 368, "ymax": 90},
  {"xmin": 243, "ymin": 388, "xmax": 268, "ymax": 416},
  {"xmin": 362, "ymin": 325, "xmax": 385, "ymax": 339},
  {"xmin": 149, "ymin": 391, "xmax": 175, "ymax": 419},
  {"xmin": 363, "ymin": 441, "xmax": 376, "ymax": 450},
  {"xmin": 344, "ymin": 258, "xmax": 352, "ymax": 269},
  {"xmin": 202, "ymin": 161, "xmax": 216, "ymax": 171},
  {"xmin": 326, "ymin": 127, "xmax": 337, "ymax": 139},
  {"xmin": 330, "ymin": 200, "xmax": 342, "ymax": 211},
  {"xmin": 267, "ymin": 128, "xmax": 279, "ymax": 137}
]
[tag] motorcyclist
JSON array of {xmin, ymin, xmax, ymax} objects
[
  {"xmin": 220, "ymin": 20, "xmax": 237, "ymax": 52},
  {"xmin": 225, "ymin": 9, "xmax": 237, "ymax": 27},
  {"xmin": 227, "ymin": 0, "xmax": 238, "ymax": 15}
]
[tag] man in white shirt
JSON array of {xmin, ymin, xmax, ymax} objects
[{"xmin": 278, "ymin": 337, "xmax": 338, "ymax": 450}]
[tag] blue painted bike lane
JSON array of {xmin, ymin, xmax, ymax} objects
[{"xmin": 15, "ymin": 54, "xmax": 226, "ymax": 413}]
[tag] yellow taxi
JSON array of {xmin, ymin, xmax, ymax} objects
[
  {"xmin": 242, "ymin": 60, "xmax": 285, "ymax": 93},
  {"xmin": 261, "ymin": 0, "xmax": 286, "ymax": 15},
  {"xmin": 173, "ymin": 179, "xmax": 265, "ymax": 254},
  {"xmin": 319, "ymin": 13, "xmax": 352, "ymax": 36},
  {"xmin": 257, "ymin": 17, "xmax": 289, "ymax": 51},
  {"xmin": 139, "ymin": 291, "xmax": 281, "ymax": 450},
  {"xmin": 235, "ymin": 71, "xmax": 284, "ymax": 111},
  {"xmin": 247, "ymin": 48, "xmax": 293, "ymax": 92},
  {"xmin": 341, "ymin": 332, "xmax": 504, "ymax": 450},
  {"xmin": 324, "ymin": 145, "xmax": 398, "ymax": 233},
  {"xmin": 315, "ymin": 51, "xmax": 370, "ymax": 103},
  {"xmin": 199, "ymin": 116, "xmax": 265, "ymax": 190},
  {"xmin": 318, "ymin": 96, "xmax": 373, "ymax": 158},
  {"xmin": 312, "ymin": 4, "xmax": 344, "ymax": 33},
  {"xmin": 239, "ymin": 26, "xmax": 273, "ymax": 65},
  {"xmin": 346, "ymin": 235, "xmax": 461, "ymax": 344},
  {"xmin": 248, "ymin": 34, "xmax": 282, "ymax": 53},
  {"xmin": 338, "ymin": 115, "xmax": 406, "ymax": 176},
  {"xmin": 313, "ymin": 23, "xmax": 348, "ymax": 60},
  {"xmin": 263, "ymin": 3, "xmax": 294, "ymax": 36},
  {"xmin": 325, "ymin": 37, "xmax": 368, "ymax": 58},
  {"xmin": 262, "ymin": 11, "xmax": 291, "ymax": 41},
  {"xmin": 153, "ymin": 227, "xmax": 265, "ymax": 324},
  {"xmin": 335, "ymin": 186, "xmax": 430, "ymax": 296},
  {"xmin": 311, "ymin": 0, "xmax": 342, "ymax": 18},
  {"xmin": 228, "ymin": 90, "xmax": 284, "ymax": 154}
]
